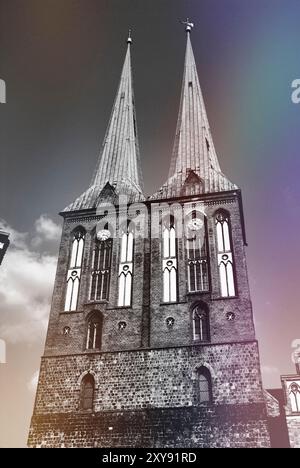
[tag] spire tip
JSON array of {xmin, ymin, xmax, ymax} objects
[
  {"xmin": 127, "ymin": 29, "xmax": 132, "ymax": 44},
  {"xmin": 180, "ymin": 18, "xmax": 194, "ymax": 33}
]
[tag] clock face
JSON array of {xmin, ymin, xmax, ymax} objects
[
  {"xmin": 96, "ymin": 229, "xmax": 111, "ymax": 241},
  {"xmin": 186, "ymin": 218, "xmax": 203, "ymax": 232}
]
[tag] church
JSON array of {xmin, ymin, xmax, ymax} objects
[{"xmin": 28, "ymin": 22, "xmax": 287, "ymax": 448}]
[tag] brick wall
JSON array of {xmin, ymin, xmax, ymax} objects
[
  {"xmin": 28, "ymin": 191, "xmax": 271, "ymax": 448},
  {"xmin": 28, "ymin": 405, "xmax": 270, "ymax": 448},
  {"xmin": 33, "ymin": 342, "xmax": 264, "ymax": 414},
  {"xmin": 44, "ymin": 192, "xmax": 256, "ymax": 357}
]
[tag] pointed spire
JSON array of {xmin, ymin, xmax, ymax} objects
[
  {"xmin": 64, "ymin": 32, "xmax": 144, "ymax": 212},
  {"xmin": 151, "ymin": 22, "xmax": 237, "ymax": 200}
]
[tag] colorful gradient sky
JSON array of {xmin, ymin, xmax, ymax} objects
[{"xmin": 0, "ymin": 0, "xmax": 300, "ymax": 447}]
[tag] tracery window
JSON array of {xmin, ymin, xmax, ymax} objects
[
  {"xmin": 193, "ymin": 305, "xmax": 209, "ymax": 342},
  {"xmin": 186, "ymin": 211, "xmax": 209, "ymax": 292},
  {"xmin": 118, "ymin": 222, "xmax": 134, "ymax": 307},
  {"xmin": 90, "ymin": 233, "xmax": 112, "ymax": 302},
  {"xmin": 86, "ymin": 312, "xmax": 102, "ymax": 350},
  {"xmin": 215, "ymin": 210, "xmax": 236, "ymax": 297},
  {"xmin": 289, "ymin": 382, "xmax": 300, "ymax": 413},
  {"xmin": 64, "ymin": 228, "xmax": 85, "ymax": 311},
  {"xmin": 162, "ymin": 215, "xmax": 177, "ymax": 303}
]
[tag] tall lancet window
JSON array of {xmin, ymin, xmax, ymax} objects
[
  {"xmin": 197, "ymin": 367, "xmax": 213, "ymax": 404},
  {"xmin": 215, "ymin": 210, "xmax": 236, "ymax": 297},
  {"xmin": 186, "ymin": 211, "xmax": 209, "ymax": 293},
  {"xmin": 64, "ymin": 227, "xmax": 85, "ymax": 311},
  {"xmin": 162, "ymin": 215, "xmax": 178, "ymax": 303},
  {"xmin": 193, "ymin": 304, "xmax": 209, "ymax": 342},
  {"xmin": 289, "ymin": 382, "xmax": 300, "ymax": 413},
  {"xmin": 90, "ymin": 230, "xmax": 112, "ymax": 302},
  {"xmin": 80, "ymin": 374, "xmax": 95, "ymax": 411},
  {"xmin": 86, "ymin": 312, "xmax": 102, "ymax": 350},
  {"xmin": 118, "ymin": 222, "xmax": 134, "ymax": 307}
]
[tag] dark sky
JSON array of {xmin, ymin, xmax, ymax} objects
[{"xmin": 1, "ymin": 0, "xmax": 300, "ymax": 447}]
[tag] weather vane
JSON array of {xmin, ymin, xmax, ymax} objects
[{"xmin": 181, "ymin": 18, "xmax": 194, "ymax": 32}]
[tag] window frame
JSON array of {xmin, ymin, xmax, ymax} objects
[
  {"xmin": 89, "ymin": 233, "xmax": 112, "ymax": 303},
  {"xmin": 85, "ymin": 312, "xmax": 103, "ymax": 351},
  {"xmin": 186, "ymin": 212, "xmax": 211, "ymax": 294},
  {"xmin": 64, "ymin": 227, "xmax": 86, "ymax": 312},
  {"xmin": 196, "ymin": 367, "xmax": 213, "ymax": 405},
  {"xmin": 214, "ymin": 210, "xmax": 237, "ymax": 298},
  {"xmin": 79, "ymin": 374, "xmax": 95, "ymax": 411},
  {"xmin": 161, "ymin": 214, "xmax": 178, "ymax": 304},
  {"xmin": 192, "ymin": 305, "xmax": 210, "ymax": 343},
  {"xmin": 117, "ymin": 221, "xmax": 135, "ymax": 308}
]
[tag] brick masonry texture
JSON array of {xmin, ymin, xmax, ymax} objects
[
  {"xmin": 44, "ymin": 195, "xmax": 255, "ymax": 357},
  {"xmin": 33, "ymin": 342, "xmax": 264, "ymax": 414},
  {"xmin": 28, "ymin": 405, "xmax": 270, "ymax": 448},
  {"xmin": 28, "ymin": 191, "xmax": 271, "ymax": 447},
  {"xmin": 28, "ymin": 342, "xmax": 270, "ymax": 447}
]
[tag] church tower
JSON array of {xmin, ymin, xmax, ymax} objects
[{"xmin": 28, "ymin": 25, "xmax": 271, "ymax": 448}]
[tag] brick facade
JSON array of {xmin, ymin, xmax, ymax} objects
[
  {"xmin": 28, "ymin": 191, "xmax": 271, "ymax": 448},
  {"xmin": 33, "ymin": 342, "xmax": 264, "ymax": 414},
  {"xmin": 28, "ymin": 405, "xmax": 269, "ymax": 448},
  {"xmin": 29, "ymin": 342, "xmax": 270, "ymax": 448},
  {"xmin": 43, "ymin": 194, "xmax": 255, "ymax": 357}
]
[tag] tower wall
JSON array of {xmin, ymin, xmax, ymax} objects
[
  {"xmin": 149, "ymin": 194, "xmax": 255, "ymax": 348},
  {"xmin": 28, "ymin": 342, "xmax": 270, "ymax": 448},
  {"xmin": 44, "ymin": 193, "xmax": 255, "ymax": 357}
]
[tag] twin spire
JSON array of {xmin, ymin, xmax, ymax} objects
[
  {"xmin": 90, "ymin": 30, "xmax": 143, "ymax": 196},
  {"xmin": 64, "ymin": 24, "xmax": 236, "ymax": 212},
  {"xmin": 151, "ymin": 20, "xmax": 237, "ymax": 199}
]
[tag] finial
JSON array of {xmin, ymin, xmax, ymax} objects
[
  {"xmin": 181, "ymin": 18, "xmax": 194, "ymax": 33},
  {"xmin": 127, "ymin": 29, "xmax": 132, "ymax": 44}
]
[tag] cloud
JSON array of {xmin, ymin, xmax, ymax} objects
[
  {"xmin": 27, "ymin": 370, "xmax": 39, "ymax": 393},
  {"xmin": 31, "ymin": 214, "xmax": 61, "ymax": 249},
  {"xmin": 0, "ymin": 216, "xmax": 60, "ymax": 344}
]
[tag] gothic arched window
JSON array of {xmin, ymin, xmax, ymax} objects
[
  {"xmin": 215, "ymin": 210, "xmax": 236, "ymax": 297},
  {"xmin": 64, "ymin": 227, "xmax": 85, "ymax": 311},
  {"xmin": 193, "ymin": 305, "xmax": 209, "ymax": 342},
  {"xmin": 289, "ymin": 382, "xmax": 300, "ymax": 413},
  {"xmin": 186, "ymin": 211, "xmax": 209, "ymax": 293},
  {"xmin": 118, "ymin": 222, "xmax": 134, "ymax": 307},
  {"xmin": 197, "ymin": 367, "xmax": 212, "ymax": 404},
  {"xmin": 90, "ymin": 233, "xmax": 112, "ymax": 302},
  {"xmin": 86, "ymin": 312, "xmax": 102, "ymax": 350},
  {"xmin": 162, "ymin": 215, "xmax": 177, "ymax": 303},
  {"xmin": 80, "ymin": 374, "xmax": 95, "ymax": 410}
]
